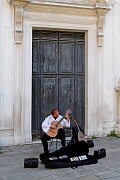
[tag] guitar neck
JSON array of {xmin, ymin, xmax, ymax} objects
[
  {"xmin": 56, "ymin": 116, "xmax": 65, "ymax": 126},
  {"xmin": 55, "ymin": 109, "xmax": 71, "ymax": 126}
]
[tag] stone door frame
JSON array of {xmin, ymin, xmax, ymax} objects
[{"xmin": 21, "ymin": 14, "xmax": 97, "ymax": 144}]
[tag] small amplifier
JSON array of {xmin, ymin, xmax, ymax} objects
[
  {"xmin": 94, "ymin": 148, "xmax": 106, "ymax": 159},
  {"xmin": 24, "ymin": 158, "xmax": 38, "ymax": 168}
]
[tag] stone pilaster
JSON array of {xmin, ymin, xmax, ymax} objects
[{"xmin": 114, "ymin": 86, "xmax": 120, "ymax": 136}]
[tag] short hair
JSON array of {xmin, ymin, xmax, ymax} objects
[{"xmin": 51, "ymin": 108, "xmax": 58, "ymax": 115}]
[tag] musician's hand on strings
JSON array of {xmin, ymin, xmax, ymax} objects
[{"xmin": 50, "ymin": 124, "xmax": 56, "ymax": 129}]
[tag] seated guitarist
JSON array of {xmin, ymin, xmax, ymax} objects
[{"xmin": 41, "ymin": 108, "xmax": 70, "ymax": 153}]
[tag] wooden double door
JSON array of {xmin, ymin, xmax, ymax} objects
[{"xmin": 32, "ymin": 30, "xmax": 85, "ymax": 139}]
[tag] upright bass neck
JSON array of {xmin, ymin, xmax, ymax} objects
[{"xmin": 67, "ymin": 109, "xmax": 87, "ymax": 142}]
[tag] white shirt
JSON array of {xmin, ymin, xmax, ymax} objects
[{"xmin": 42, "ymin": 115, "xmax": 70, "ymax": 133}]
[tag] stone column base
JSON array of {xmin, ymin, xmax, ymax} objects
[{"xmin": 115, "ymin": 124, "xmax": 120, "ymax": 137}]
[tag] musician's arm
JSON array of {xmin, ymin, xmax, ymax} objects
[
  {"xmin": 42, "ymin": 117, "xmax": 51, "ymax": 133},
  {"xmin": 63, "ymin": 113, "xmax": 70, "ymax": 127}
]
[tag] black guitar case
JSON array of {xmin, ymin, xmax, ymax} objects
[
  {"xmin": 40, "ymin": 141, "xmax": 89, "ymax": 164},
  {"xmin": 40, "ymin": 141, "xmax": 106, "ymax": 169},
  {"xmin": 45, "ymin": 155, "xmax": 98, "ymax": 169}
]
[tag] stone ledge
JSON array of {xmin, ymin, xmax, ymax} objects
[
  {"xmin": 114, "ymin": 87, "xmax": 120, "ymax": 96},
  {"xmin": 8, "ymin": 0, "xmax": 115, "ymax": 9}
]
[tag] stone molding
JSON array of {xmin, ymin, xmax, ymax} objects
[
  {"xmin": 33, "ymin": 0, "xmax": 115, "ymax": 5},
  {"xmin": 115, "ymin": 87, "xmax": 120, "ymax": 96},
  {"xmin": 7, "ymin": 0, "xmax": 115, "ymax": 45},
  {"xmin": 8, "ymin": 0, "xmax": 30, "ymax": 5},
  {"xmin": 7, "ymin": 0, "xmax": 116, "ymax": 7}
]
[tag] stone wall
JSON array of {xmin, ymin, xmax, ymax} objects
[
  {"xmin": 0, "ymin": 0, "xmax": 14, "ymax": 145},
  {"xmin": 0, "ymin": 0, "xmax": 120, "ymax": 145},
  {"xmin": 103, "ymin": 0, "xmax": 120, "ymax": 134}
]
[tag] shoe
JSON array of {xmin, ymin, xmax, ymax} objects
[
  {"xmin": 67, "ymin": 139, "xmax": 78, "ymax": 145},
  {"xmin": 44, "ymin": 150, "xmax": 50, "ymax": 154},
  {"xmin": 87, "ymin": 140, "xmax": 94, "ymax": 148}
]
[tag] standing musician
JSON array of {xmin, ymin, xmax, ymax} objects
[{"xmin": 41, "ymin": 108, "xmax": 70, "ymax": 153}]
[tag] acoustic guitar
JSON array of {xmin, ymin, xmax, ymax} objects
[{"xmin": 46, "ymin": 109, "xmax": 71, "ymax": 137}]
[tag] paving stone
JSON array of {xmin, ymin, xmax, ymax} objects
[
  {"xmin": 102, "ymin": 177, "xmax": 120, "ymax": 180},
  {"xmin": 55, "ymin": 167, "xmax": 74, "ymax": 174},
  {"xmin": 31, "ymin": 168, "xmax": 58, "ymax": 178},
  {"xmin": 91, "ymin": 165, "xmax": 111, "ymax": 174},
  {"xmin": 54, "ymin": 171, "xmax": 79, "ymax": 180},
  {"xmin": 35, "ymin": 175, "xmax": 57, "ymax": 180},
  {"xmin": 76, "ymin": 168, "xmax": 96, "ymax": 176},
  {"xmin": 107, "ymin": 163, "xmax": 120, "ymax": 170},
  {"xmin": 96, "ymin": 170, "xmax": 120, "ymax": 179},
  {"xmin": 5, "ymin": 174, "xmax": 34, "ymax": 180},
  {"xmin": 72, "ymin": 175, "xmax": 100, "ymax": 180},
  {"xmin": 0, "ymin": 176, "xmax": 5, "ymax": 180}
]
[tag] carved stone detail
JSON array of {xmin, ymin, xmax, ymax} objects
[
  {"xmin": 11, "ymin": 1, "xmax": 28, "ymax": 44},
  {"xmin": 115, "ymin": 87, "xmax": 120, "ymax": 96},
  {"xmin": 98, "ymin": 0, "xmax": 116, "ymax": 5},
  {"xmin": 97, "ymin": 36, "xmax": 103, "ymax": 47},
  {"xmin": 14, "ymin": 6, "xmax": 23, "ymax": 44},
  {"xmin": 7, "ymin": 0, "xmax": 30, "ymax": 5},
  {"xmin": 97, "ymin": 13, "xmax": 105, "ymax": 47}
]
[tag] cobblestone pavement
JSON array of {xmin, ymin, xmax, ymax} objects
[{"xmin": 0, "ymin": 137, "xmax": 120, "ymax": 180}]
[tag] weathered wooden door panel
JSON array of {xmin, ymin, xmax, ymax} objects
[
  {"xmin": 74, "ymin": 76, "xmax": 85, "ymax": 130},
  {"xmin": 40, "ymin": 42, "xmax": 58, "ymax": 73},
  {"xmin": 75, "ymin": 43, "xmax": 85, "ymax": 73},
  {"xmin": 59, "ymin": 76, "xmax": 74, "ymax": 115},
  {"xmin": 59, "ymin": 42, "xmax": 74, "ymax": 73},
  {"xmin": 32, "ymin": 30, "xmax": 85, "ymax": 138},
  {"xmin": 59, "ymin": 32, "xmax": 75, "ymax": 41},
  {"xmin": 41, "ymin": 31, "xmax": 58, "ymax": 40},
  {"xmin": 32, "ymin": 41, "xmax": 40, "ymax": 73},
  {"xmin": 32, "ymin": 76, "xmax": 41, "ymax": 132},
  {"xmin": 41, "ymin": 76, "xmax": 58, "ymax": 120}
]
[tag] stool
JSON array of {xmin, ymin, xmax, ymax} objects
[
  {"xmin": 48, "ymin": 138, "xmax": 61, "ymax": 152},
  {"xmin": 64, "ymin": 127, "xmax": 72, "ymax": 145}
]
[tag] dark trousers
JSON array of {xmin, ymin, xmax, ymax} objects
[{"xmin": 41, "ymin": 128, "xmax": 65, "ymax": 153}]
